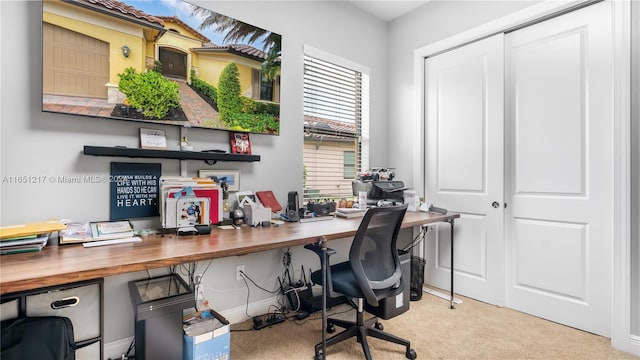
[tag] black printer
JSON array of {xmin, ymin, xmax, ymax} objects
[{"xmin": 352, "ymin": 180, "xmax": 408, "ymax": 206}]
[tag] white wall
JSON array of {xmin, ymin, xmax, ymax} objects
[
  {"xmin": 631, "ymin": 0, "xmax": 639, "ymax": 337},
  {"xmin": 0, "ymin": 0, "xmax": 388, "ymax": 349},
  {"xmin": 386, "ymin": 0, "xmax": 536, "ymax": 191}
]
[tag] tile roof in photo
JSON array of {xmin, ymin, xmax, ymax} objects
[
  {"xmin": 156, "ymin": 16, "xmax": 211, "ymax": 43},
  {"xmin": 197, "ymin": 43, "xmax": 268, "ymax": 61},
  {"xmin": 74, "ymin": 0, "xmax": 165, "ymax": 27}
]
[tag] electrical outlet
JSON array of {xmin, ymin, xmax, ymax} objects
[{"xmin": 236, "ymin": 265, "xmax": 245, "ymax": 280}]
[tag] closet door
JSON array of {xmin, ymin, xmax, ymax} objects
[
  {"xmin": 424, "ymin": 34, "xmax": 505, "ymax": 305},
  {"xmin": 505, "ymin": 1, "xmax": 613, "ymax": 336}
]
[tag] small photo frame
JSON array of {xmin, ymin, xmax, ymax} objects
[
  {"xmin": 230, "ymin": 132, "xmax": 251, "ymax": 154},
  {"xmin": 199, "ymin": 170, "xmax": 241, "ymax": 192},
  {"xmin": 140, "ymin": 128, "xmax": 167, "ymax": 150},
  {"xmin": 236, "ymin": 191, "xmax": 257, "ymax": 204}
]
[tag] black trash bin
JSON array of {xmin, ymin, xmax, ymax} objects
[
  {"xmin": 364, "ymin": 249, "xmax": 410, "ymax": 319},
  {"xmin": 410, "ymin": 256, "xmax": 426, "ymax": 301},
  {"xmin": 129, "ymin": 274, "xmax": 194, "ymax": 360}
]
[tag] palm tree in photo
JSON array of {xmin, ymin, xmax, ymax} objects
[{"xmin": 191, "ymin": 6, "xmax": 281, "ymax": 79}]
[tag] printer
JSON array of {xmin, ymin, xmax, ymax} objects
[{"xmin": 352, "ymin": 180, "xmax": 408, "ymax": 206}]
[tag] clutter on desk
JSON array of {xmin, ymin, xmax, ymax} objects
[
  {"xmin": 335, "ymin": 207, "xmax": 367, "ymax": 218},
  {"xmin": 0, "ymin": 220, "xmax": 64, "ymax": 254},
  {"xmin": 90, "ymin": 220, "xmax": 134, "ymax": 240},
  {"xmin": 159, "ymin": 176, "xmax": 222, "ymax": 230},
  {"xmin": 239, "ymin": 195, "xmax": 271, "ymax": 226},
  {"xmin": 0, "ymin": 220, "xmax": 66, "ymax": 239},
  {"xmin": 352, "ymin": 180, "xmax": 408, "ymax": 207},
  {"xmin": 0, "ymin": 233, "xmax": 50, "ymax": 255}
]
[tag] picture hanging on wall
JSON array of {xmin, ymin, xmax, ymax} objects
[
  {"xmin": 229, "ymin": 132, "xmax": 252, "ymax": 155},
  {"xmin": 41, "ymin": 0, "xmax": 281, "ymax": 135},
  {"xmin": 199, "ymin": 170, "xmax": 240, "ymax": 192}
]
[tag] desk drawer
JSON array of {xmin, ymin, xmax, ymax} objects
[
  {"xmin": 0, "ymin": 299, "xmax": 18, "ymax": 321},
  {"xmin": 26, "ymin": 282, "xmax": 101, "ymax": 341},
  {"xmin": 77, "ymin": 340, "xmax": 102, "ymax": 360}
]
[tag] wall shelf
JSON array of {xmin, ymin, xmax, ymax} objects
[{"xmin": 83, "ymin": 145, "xmax": 260, "ymax": 163}]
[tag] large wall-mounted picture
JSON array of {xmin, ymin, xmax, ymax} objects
[{"xmin": 42, "ymin": 0, "xmax": 281, "ymax": 135}]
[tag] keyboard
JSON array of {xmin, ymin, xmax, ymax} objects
[{"xmin": 83, "ymin": 237, "xmax": 142, "ymax": 248}]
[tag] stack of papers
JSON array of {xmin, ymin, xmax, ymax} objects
[
  {"xmin": 335, "ymin": 208, "xmax": 368, "ymax": 218},
  {"xmin": 0, "ymin": 220, "xmax": 65, "ymax": 255},
  {"xmin": 90, "ymin": 221, "xmax": 134, "ymax": 241},
  {"xmin": 160, "ymin": 177, "xmax": 222, "ymax": 229},
  {"xmin": 0, "ymin": 234, "xmax": 50, "ymax": 255}
]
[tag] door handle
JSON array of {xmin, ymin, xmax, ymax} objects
[{"xmin": 492, "ymin": 201, "xmax": 500, "ymax": 208}]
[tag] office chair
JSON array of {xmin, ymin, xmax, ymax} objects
[{"xmin": 305, "ymin": 204, "xmax": 416, "ymax": 360}]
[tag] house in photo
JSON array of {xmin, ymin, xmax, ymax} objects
[{"xmin": 42, "ymin": 0, "xmax": 280, "ymax": 131}]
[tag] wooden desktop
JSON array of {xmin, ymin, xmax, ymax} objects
[{"xmin": 0, "ymin": 211, "xmax": 459, "ymax": 304}]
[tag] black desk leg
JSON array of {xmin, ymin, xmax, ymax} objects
[
  {"xmin": 320, "ymin": 236, "xmax": 328, "ymax": 360},
  {"xmin": 449, "ymin": 218, "xmax": 455, "ymax": 309}
]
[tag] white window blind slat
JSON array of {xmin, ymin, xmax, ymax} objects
[{"xmin": 303, "ymin": 53, "xmax": 369, "ymax": 202}]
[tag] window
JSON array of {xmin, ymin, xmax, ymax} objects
[
  {"xmin": 343, "ymin": 151, "xmax": 355, "ymax": 179},
  {"xmin": 251, "ymin": 69, "xmax": 277, "ymax": 102},
  {"xmin": 303, "ymin": 48, "xmax": 369, "ymax": 203},
  {"xmin": 260, "ymin": 73, "xmax": 273, "ymax": 101}
]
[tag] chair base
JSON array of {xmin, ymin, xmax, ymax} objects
[{"xmin": 314, "ymin": 307, "xmax": 416, "ymax": 360}]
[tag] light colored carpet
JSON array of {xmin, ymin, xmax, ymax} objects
[{"xmin": 230, "ymin": 289, "xmax": 638, "ymax": 360}]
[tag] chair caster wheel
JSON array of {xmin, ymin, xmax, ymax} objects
[
  {"xmin": 315, "ymin": 351, "xmax": 324, "ymax": 360},
  {"xmin": 374, "ymin": 322, "xmax": 384, "ymax": 331},
  {"xmin": 326, "ymin": 324, "xmax": 336, "ymax": 333},
  {"xmin": 406, "ymin": 348, "xmax": 417, "ymax": 359}
]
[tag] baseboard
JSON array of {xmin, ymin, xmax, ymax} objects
[
  {"xmin": 629, "ymin": 334, "xmax": 640, "ymax": 356},
  {"xmin": 218, "ymin": 295, "xmax": 280, "ymax": 324},
  {"xmin": 103, "ymin": 336, "xmax": 134, "ymax": 360}
]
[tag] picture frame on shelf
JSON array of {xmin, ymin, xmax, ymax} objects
[
  {"xmin": 140, "ymin": 128, "xmax": 167, "ymax": 150},
  {"xmin": 229, "ymin": 132, "xmax": 251, "ymax": 155},
  {"xmin": 199, "ymin": 170, "xmax": 240, "ymax": 192}
]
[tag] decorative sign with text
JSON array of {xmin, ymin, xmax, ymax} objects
[{"xmin": 110, "ymin": 162, "xmax": 161, "ymax": 220}]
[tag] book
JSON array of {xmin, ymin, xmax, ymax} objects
[
  {"xmin": 256, "ymin": 190, "xmax": 282, "ymax": 212},
  {"xmin": 90, "ymin": 221, "xmax": 134, "ymax": 241},
  {"xmin": 0, "ymin": 234, "xmax": 49, "ymax": 255},
  {"xmin": 335, "ymin": 208, "xmax": 368, "ymax": 218},
  {"xmin": 0, "ymin": 220, "xmax": 66, "ymax": 239}
]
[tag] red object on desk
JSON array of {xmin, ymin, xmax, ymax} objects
[{"xmin": 256, "ymin": 191, "xmax": 282, "ymax": 212}]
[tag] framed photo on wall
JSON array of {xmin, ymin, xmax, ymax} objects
[
  {"xmin": 198, "ymin": 170, "xmax": 240, "ymax": 192},
  {"xmin": 229, "ymin": 132, "xmax": 251, "ymax": 155}
]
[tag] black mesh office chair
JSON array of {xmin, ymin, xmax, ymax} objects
[{"xmin": 305, "ymin": 204, "xmax": 416, "ymax": 360}]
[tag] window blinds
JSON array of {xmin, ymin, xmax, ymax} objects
[{"xmin": 303, "ymin": 54, "xmax": 369, "ymax": 202}]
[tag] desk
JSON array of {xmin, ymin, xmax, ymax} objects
[{"xmin": 0, "ymin": 211, "xmax": 459, "ymax": 306}]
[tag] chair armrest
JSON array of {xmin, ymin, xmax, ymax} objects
[{"xmin": 304, "ymin": 243, "xmax": 340, "ymax": 298}]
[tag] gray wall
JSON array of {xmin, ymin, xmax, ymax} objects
[{"xmin": 0, "ymin": 0, "xmax": 389, "ymax": 346}]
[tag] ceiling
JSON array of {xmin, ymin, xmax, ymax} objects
[{"xmin": 348, "ymin": 1, "xmax": 431, "ymax": 22}]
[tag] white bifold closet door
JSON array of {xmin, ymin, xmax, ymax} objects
[
  {"xmin": 424, "ymin": 34, "xmax": 505, "ymax": 306},
  {"xmin": 504, "ymin": 1, "xmax": 613, "ymax": 336},
  {"xmin": 425, "ymin": 1, "xmax": 614, "ymax": 336}
]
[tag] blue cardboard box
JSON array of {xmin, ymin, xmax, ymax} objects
[{"xmin": 184, "ymin": 310, "xmax": 230, "ymax": 360}]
